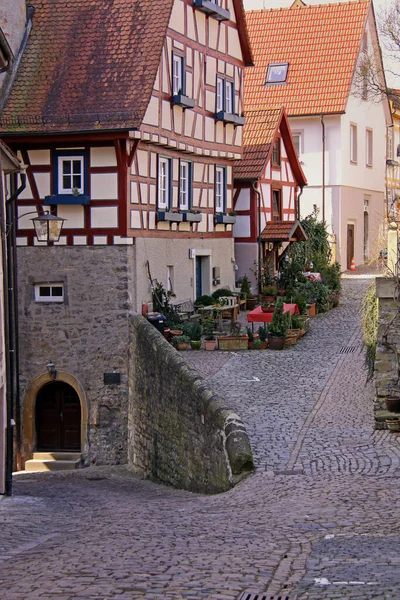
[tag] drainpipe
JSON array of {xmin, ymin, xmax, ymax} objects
[
  {"xmin": 252, "ymin": 180, "xmax": 262, "ymax": 293},
  {"xmin": 321, "ymin": 114, "xmax": 326, "ymax": 223},
  {"xmin": 296, "ymin": 185, "xmax": 304, "ymax": 221},
  {"xmin": 4, "ymin": 170, "xmax": 26, "ymax": 495},
  {"xmin": 0, "ymin": 5, "xmax": 35, "ymax": 112}
]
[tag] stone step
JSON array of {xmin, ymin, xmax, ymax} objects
[
  {"xmin": 32, "ymin": 452, "xmax": 81, "ymax": 461},
  {"xmin": 25, "ymin": 453, "xmax": 81, "ymax": 472}
]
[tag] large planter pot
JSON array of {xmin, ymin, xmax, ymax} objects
[
  {"xmin": 261, "ymin": 295, "xmax": 276, "ymax": 304},
  {"xmin": 204, "ymin": 339, "xmax": 217, "ymax": 351},
  {"xmin": 261, "ymin": 305, "xmax": 275, "ymax": 313},
  {"xmin": 385, "ymin": 396, "xmax": 400, "ymax": 413},
  {"xmin": 190, "ymin": 340, "xmax": 202, "ymax": 350},
  {"xmin": 176, "ymin": 342, "xmax": 189, "ymax": 351},
  {"xmin": 217, "ymin": 336, "xmax": 248, "ymax": 351},
  {"xmin": 285, "ymin": 332, "xmax": 298, "ymax": 347},
  {"xmin": 268, "ymin": 336, "xmax": 285, "ymax": 350},
  {"xmin": 170, "ymin": 329, "xmax": 183, "ymax": 337},
  {"xmin": 259, "ymin": 341, "xmax": 268, "ymax": 349},
  {"xmin": 386, "ymin": 419, "xmax": 400, "ymax": 432}
]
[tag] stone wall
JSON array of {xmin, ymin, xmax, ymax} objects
[
  {"xmin": 17, "ymin": 246, "xmax": 134, "ymax": 465},
  {"xmin": 374, "ymin": 277, "xmax": 400, "ymax": 428},
  {"xmin": 128, "ymin": 315, "xmax": 254, "ymax": 494}
]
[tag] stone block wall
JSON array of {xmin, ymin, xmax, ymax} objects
[
  {"xmin": 128, "ymin": 315, "xmax": 254, "ymax": 494},
  {"xmin": 374, "ymin": 277, "xmax": 400, "ymax": 427},
  {"xmin": 17, "ymin": 246, "xmax": 134, "ymax": 466}
]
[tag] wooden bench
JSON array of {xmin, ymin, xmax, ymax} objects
[
  {"xmin": 170, "ymin": 298, "xmax": 200, "ymax": 321},
  {"xmin": 219, "ymin": 296, "xmax": 239, "ymax": 322}
]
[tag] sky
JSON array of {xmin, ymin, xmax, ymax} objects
[{"xmin": 242, "ymin": 0, "xmax": 399, "ymax": 87}]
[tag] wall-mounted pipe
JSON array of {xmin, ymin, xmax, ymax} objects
[
  {"xmin": 252, "ymin": 180, "xmax": 262, "ymax": 293},
  {"xmin": 321, "ymin": 114, "xmax": 326, "ymax": 223}
]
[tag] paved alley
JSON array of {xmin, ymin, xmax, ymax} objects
[{"xmin": 1, "ymin": 274, "xmax": 400, "ymax": 600}]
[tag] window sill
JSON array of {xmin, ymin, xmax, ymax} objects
[
  {"xmin": 271, "ymin": 163, "xmax": 281, "ymax": 169},
  {"xmin": 182, "ymin": 211, "xmax": 202, "ymax": 222},
  {"xmin": 215, "ymin": 214, "xmax": 236, "ymax": 224},
  {"xmin": 172, "ymin": 94, "xmax": 196, "ymax": 109},
  {"xmin": 216, "ymin": 111, "xmax": 245, "ymax": 126},
  {"xmin": 193, "ymin": 0, "xmax": 230, "ymax": 21},
  {"xmin": 45, "ymin": 194, "xmax": 90, "ymax": 205},
  {"xmin": 157, "ymin": 211, "xmax": 183, "ymax": 223}
]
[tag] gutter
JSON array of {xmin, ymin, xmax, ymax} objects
[
  {"xmin": 3, "ymin": 169, "xmax": 26, "ymax": 495},
  {"xmin": 0, "ymin": 5, "xmax": 35, "ymax": 113},
  {"xmin": 252, "ymin": 181, "xmax": 262, "ymax": 293},
  {"xmin": 321, "ymin": 114, "xmax": 326, "ymax": 223},
  {"xmin": 297, "ymin": 185, "xmax": 304, "ymax": 221}
]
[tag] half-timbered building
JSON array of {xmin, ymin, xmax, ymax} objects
[
  {"xmin": 233, "ymin": 107, "xmax": 307, "ymax": 289},
  {"xmin": 0, "ymin": 0, "xmax": 253, "ymax": 468}
]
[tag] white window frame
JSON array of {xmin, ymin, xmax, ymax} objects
[
  {"xmin": 366, "ymin": 128, "xmax": 373, "ymax": 167},
  {"xmin": 225, "ymin": 81, "xmax": 234, "ymax": 114},
  {"xmin": 158, "ymin": 157, "xmax": 171, "ymax": 210},
  {"xmin": 216, "ymin": 77, "xmax": 224, "ymax": 112},
  {"xmin": 34, "ymin": 283, "xmax": 64, "ymax": 303},
  {"xmin": 387, "ymin": 127, "xmax": 394, "ymax": 160},
  {"xmin": 58, "ymin": 156, "xmax": 84, "ymax": 194},
  {"xmin": 166, "ymin": 265, "xmax": 174, "ymax": 294},
  {"xmin": 216, "ymin": 77, "xmax": 234, "ymax": 114},
  {"xmin": 292, "ymin": 132, "xmax": 302, "ymax": 159},
  {"xmin": 266, "ymin": 63, "xmax": 289, "ymax": 84},
  {"xmin": 350, "ymin": 124, "xmax": 358, "ymax": 164},
  {"xmin": 215, "ymin": 166, "xmax": 226, "ymax": 213},
  {"xmin": 172, "ymin": 53, "xmax": 184, "ymax": 96},
  {"xmin": 179, "ymin": 160, "xmax": 191, "ymax": 210}
]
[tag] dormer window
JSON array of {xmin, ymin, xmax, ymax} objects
[
  {"xmin": 266, "ymin": 63, "xmax": 288, "ymax": 84},
  {"xmin": 272, "ymin": 139, "xmax": 281, "ymax": 167}
]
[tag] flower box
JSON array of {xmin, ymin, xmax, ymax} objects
[
  {"xmin": 215, "ymin": 214, "xmax": 236, "ymax": 225},
  {"xmin": 157, "ymin": 211, "xmax": 183, "ymax": 223},
  {"xmin": 182, "ymin": 211, "xmax": 202, "ymax": 223},
  {"xmin": 217, "ymin": 335, "xmax": 248, "ymax": 351},
  {"xmin": 172, "ymin": 94, "xmax": 196, "ymax": 109},
  {"xmin": 193, "ymin": 0, "xmax": 230, "ymax": 21}
]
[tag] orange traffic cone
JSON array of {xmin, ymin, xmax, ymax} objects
[{"xmin": 349, "ymin": 256, "xmax": 356, "ymax": 271}]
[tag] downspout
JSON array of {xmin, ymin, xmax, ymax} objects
[
  {"xmin": 252, "ymin": 181, "xmax": 262, "ymax": 293},
  {"xmin": 321, "ymin": 114, "xmax": 326, "ymax": 223},
  {"xmin": 0, "ymin": 5, "xmax": 35, "ymax": 112},
  {"xmin": 4, "ymin": 170, "xmax": 26, "ymax": 495},
  {"xmin": 296, "ymin": 185, "xmax": 304, "ymax": 221}
]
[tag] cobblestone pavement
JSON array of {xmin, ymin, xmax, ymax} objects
[{"xmin": 2, "ymin": 273, "xmax": 400, "ymax": 599}]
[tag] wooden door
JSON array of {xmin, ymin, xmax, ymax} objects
[
  {"xmin": 36, "ymin": 382, "xmax": 81, "ymax": 451},
  {"xmin": 347, "ymin": 224, "xmax": 355, "ymax": 269}
]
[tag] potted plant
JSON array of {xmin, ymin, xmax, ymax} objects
[
  {"xmin": 267, "ymin": 298, "xmax": 289, "ymax": 350},
  {"xmin": 184, "ymin": 320, "xmax": 202, "ymax": 350},
  {"xmin": 386, "ymin": 417, "xmax": 400, "ymax": 432},
  {"xmin": 288, "ymin": 313, "xmax": 303, "ymax": 340},
  {"xmin": 217, "ymin": 322, "xmax": 248, "ymax": 351},
  {"xmin": 203, "ymin": 315, "xmax": 216, "ymax": 351},
  {"xmin": 258, "ymin": 325, "xmax": 268, "ymax": 349},
  {"xmin": 261, "ymin": 301, "xmax": 275, "ymax": 313},
  {"xmin": 252, "ymin": 339, "xmax": 262, "ymax": 350},
  {"xmin": 247, "ymin": 327, "xmax": 254, "ymax": 349},
  {"xmin": 261, "ymin": 284, "xmax": 277, "ymax": 304},
  {"xmin": 172, "ymin": 335, "xmax": 190, "ymax": 351}
]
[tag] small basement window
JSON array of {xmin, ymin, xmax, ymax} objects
[
  {"xmin": 266, "ymin": 63, "xmax": 288, "ymax": 84},
  {"xmin": 34, "ymin": 283, "xmax": 64, "ymax": 303}
]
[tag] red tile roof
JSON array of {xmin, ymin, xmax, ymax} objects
[
  {"xmin": 234, "ymin": 107, "xmax": 282, "ymax": 179},
  {"xmin": 260, "ymin": 220, "xmax": 307, "ymax": 242},
  {"xmin": 0, "ymin": 0, "xmax": 175, "ymax": 133},
  {"xmin": 245, "ymin": 0, "xmax": 370, "ymax": 116}
]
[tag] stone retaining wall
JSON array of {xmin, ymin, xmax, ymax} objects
[
  {"xmin": 128, "ymin": 315, "xmax": 254, "ymax": 494},
  {"xmin": 374, "ymin": 277, "xmax": 400, "ymax": 428}
]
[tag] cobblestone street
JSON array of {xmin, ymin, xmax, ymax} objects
[{"xmin": 2, "ymin": 274, "xmax": 400, "ymax": 600}]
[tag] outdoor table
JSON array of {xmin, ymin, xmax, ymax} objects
[
  {"xmin": 198, "ymin": 303, "xmax": 238, "ymax": 330},
  {"xmin": 247, "ymin": 304, "xmax": 299, "ymax": 331}
]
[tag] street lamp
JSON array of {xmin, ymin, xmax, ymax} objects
[{"xmin": 31, "ymin": 213, "xmax": 65, "ymax": 243}]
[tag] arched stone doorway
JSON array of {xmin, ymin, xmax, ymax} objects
[
  {"xmin": 23, "ymin": 371, "xmax": 88, "ymax": 462},
  {"xmin": 36, "ymin": 382, "xmax": 81, "ymax": 451}
]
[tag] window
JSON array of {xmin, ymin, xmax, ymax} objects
[
  {"xmin": 292, "ymin": 133, "xmax": 301, "ymax": 159},
  {"xmin": 266, "ymin": 63, "xmax": 288, "ymax": 84},
  {"xmin": 350, "ymin": 124, "xmax": 358, "ymax": 163},
  {"xmin": 158, "ymin": 157, "xmax": 171, "ymax": 209},
  {"xmin": 58, "ymin": 155, "xmax": 84, "ymax": 194},
  {"xmin": 366, "ymin": 128, "xmax": 373, "ymax": 167},
  {"xmin": 272, "ymin": 138, "xmax": 281, "ymax": 167},
  {"xmin": 34, "ymin": 283, "xmax": 64, "ymax": 303},
  {"xmin": 215, "ymin": 166, "xmax": 226, "ymax": 213},
  {"xmin": 387, "ymin": 128, "xmax": 394, "ymax": 160},
  {"xmin": 172, "ymin": 53, "xmax": 184, "ymax": 95},
  {"xmin": 216, "ymin": 77, "xmax": 235, "ymax": 114},
  {"xmin": 166, "ymin": 266, "xmax": 174, "ymax": 295},
  {"xmin": 179, "ymin": 160, "xmax": 192, "ymax": 210},
  {"xmin": 272, "ymin": 190, "xmax": 282, "ymax": 221}
]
